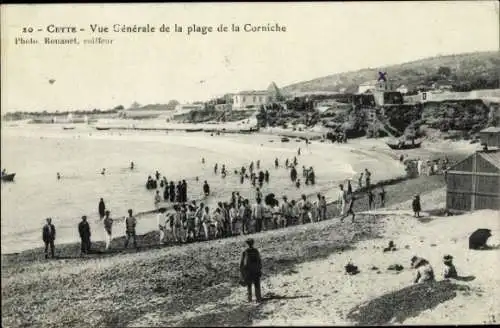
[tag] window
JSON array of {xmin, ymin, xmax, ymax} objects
[
  {"xmin": 253, "ymin": 96, "xmax": 256, "ymax": 102},
  {"xmin": 242, "ymin": 96, "xmax": 246, "ymax": 102}
]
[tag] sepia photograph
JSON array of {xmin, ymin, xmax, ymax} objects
[{"xmin": 1, "ymin": 2, "xmax": 499, "ymax": 326}]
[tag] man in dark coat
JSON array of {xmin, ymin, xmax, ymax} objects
[
  {"xmin": 240, "ymin": 238, "xmax": 263, "ymax": 303},
  {"xmin": 42, "ymin": 217, "xmax": 56, "ymax": 259},
  {"xmin": 98, "ymin": 198, "xmax": 106, "ymax": 219},
  {"xmin": 78, "ymin": 215, "xmax": 91, "ymax": 255}
]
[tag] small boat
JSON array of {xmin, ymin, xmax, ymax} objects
[
  {"xmin": 1, "ymin": 173, "xmax": 16, "ymax": 182},
  {"xmin": 63, "ymin": 126, "xmax": 75, "ymax": 130},
  {"xmin": 95, "ymin": 127, "xmax": 111, "ymax": 131},
  {"xmin": 185, "ymin": 128, "xmax": 203, "ymax": 132},
  {"xmin": 386, "ymin": 140, "xmax": 422, "ymax": 150},
  {"xmin": 281, "ymin": 137, "xmax": 290, "ymax": 143}
]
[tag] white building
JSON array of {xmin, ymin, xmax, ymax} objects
[
  {"xmin": 358, "ymin": 79, "xmax": 394, "ymax": 94},
  {"xmin": 396, "ymin": 85, "xmax": 409, "ymax": 94},
  {"xmin": 232, "ymin": 91, "xmax": 271, "ymax": 110},
  {"xmin": 232, "ymin": 82, "xmax": 284, "ymax": 111}
]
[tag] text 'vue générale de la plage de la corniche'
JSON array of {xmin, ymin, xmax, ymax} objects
[{"xmin": 14, "ymin": 23, "xmax": 288, "ymax": 46}]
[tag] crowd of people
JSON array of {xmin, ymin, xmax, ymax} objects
[{"xmin": 42, "ymin": 146, "xmax": 383, "ymax": 256}]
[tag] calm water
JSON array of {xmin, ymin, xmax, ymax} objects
[{"xmin": 1, "ymin": 123, "xmax": 403, "ymax": 253}]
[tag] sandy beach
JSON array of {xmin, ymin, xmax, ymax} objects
[{"xmin": 5, "ymin": 169, "xmax": 498, "ymax": 327}]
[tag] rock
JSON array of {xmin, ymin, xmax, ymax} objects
[{"xmin": 387, "ymin": 264, "xmax": 404, "ymax": 271}]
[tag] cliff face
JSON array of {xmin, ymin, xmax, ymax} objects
[{"xmin": 343, "ymin": 99, "xmax": 497, "ymax": 139}]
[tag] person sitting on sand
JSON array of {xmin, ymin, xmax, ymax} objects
[
  {"xmin": 57, "ymin": 172, "xmax": 61, "ymax": 180},
  {"xmin": 295, "ymin": 179, "xmax": 301, "ymax": 189},
  {"xmin": 443, "ymin": 255, "xmax": 458, "ymax": 279},
  {"xmin": 383, "ymin": 240, "xmax": 397, "ymax": 252},
  {"xmin": 240, "ymin": 238, "xmax": 263, "ymax": 303},
  {"xmin": 412, "ymin": 195, "xmax": 422, "ymax": 218},
  {"xmin": 411, "ymin": 256, "xmax": 435, "ymax": 284}
]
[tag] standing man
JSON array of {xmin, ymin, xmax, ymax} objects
[
  {"xmin": 42, "ymin": 217, "xmax": 56, "ymax": 259},
  {"xmin": 240, "ymin": 238, "xmax": 263, "ymax": 303},
  {"xmin": 103, "ymin": 210, "xmax": 114, "ymax": 250},
  {"xmin": 154, "ymin": 190, "xmax": 162, "ymax": 209},
  {"xmin": 78, "ymin": 215, "xmax": 91, "ymax": 256},
  {"xmin": 157, "ymin": 207, "xmax": 167, "ymax": 245},
  {"xmin": 338, "ymin": 184, "xmax": 347, "ymax": 217},
  {"xmin": 252, "ymin": 198, "xmax": 264, "ymax": 233},
  {"xmin": 98, "ymin": 198, "xmax": 106, "ymax": 220},
  {"xmin": 124, "ymin": 209, "xmax": 138, "ymax": 249},
  {"xmin": 341, "ymin": 194, "xmax": 356, "ymax": 223}
]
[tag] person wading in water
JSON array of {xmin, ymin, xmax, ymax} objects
[
  {"xmin": 98, "ymin": 198, "xmax": 106, "ymax": 220},
  {"xmin": 240, "ymin": 238, "xmax": 263, "ymax": 303}
]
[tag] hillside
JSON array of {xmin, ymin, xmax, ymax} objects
[{"xmin": 282, "ymin": 51, "xmax": 500, "ymax": 94}]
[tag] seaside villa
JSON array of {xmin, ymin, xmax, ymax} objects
[{"xmin": 232, "ymin": 82, "xmax": 284, "ymax": 111}]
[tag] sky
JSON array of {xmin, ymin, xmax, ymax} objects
[{"xmin": 1, "ymin": 2, "xmax": 499, "ymax": 113}]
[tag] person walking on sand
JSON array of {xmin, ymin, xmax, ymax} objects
[
  {"xmin": 42, "ymin": 218, "xmax": 56, "ymax": 259},
  {"xmin": 78, "ymin": 215, "xmax": 91, "ymax": 256},
  {"xmin": 367, "ymin": 189, "xmax": 375, "ymax": 210},
  {"xmin": 347, "ymin": 180, "xmax": 353, "ymax": 195},
  {"xmin": 124, "ymin": 209, "xmax": 138, "ymax": 249},
  {"xmin": 103, "ymin": 210, "xmax": 114, "ymax": 250},
  {"xmin": 275, "ymin": 158, "xmax": 279, "ymax": 169},
  {"xmin": 412, "ymin": 195, "xmax": 421, "ymax": 218},
  {"xmin": 338, "ymin": 184, "xmax": 347, "ymax": 216},
  {"xmin": 341, "ymin": 194, "xmax": 356, "ymax": 223},
  {"xmin": 358, "ymin": 172, "xmax": 364, "ymax": 190},
  {"xmin": 98, "ymin": 198, "xmax": 106, "ymax": 220},
  {"xmin": 379, "ymin": 187, "xmax": 386, "ymax": 208},
  {"xmin": 154, "ymin": 190, "xmax": 162, "ymax": 209},
  {"xmin": 240, "ymin": 238, "xmax": 263, "ymax": 303}
]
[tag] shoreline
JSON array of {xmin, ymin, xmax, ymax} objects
[
  {"xmin": 1, "ymin": 175, "xmax": 451, "ymax": 327},
  {"xmin": 2, "ymin": 174, "xmax": 444, "ymax": 265}
]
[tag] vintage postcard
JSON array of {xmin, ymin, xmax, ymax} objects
[{"xmin": 1, "ymin": 2, "xmax": 499, "ymax": 326}]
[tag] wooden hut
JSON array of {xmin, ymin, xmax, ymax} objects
[
  {"xmin": 479, "ymin": 127, "xmax": 500, "ymax": 148},
  {"xmin": 446, "ymin": 149, "xmax": 500, "ymax": 212}
]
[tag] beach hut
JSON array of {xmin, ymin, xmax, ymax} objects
[
  {"xmin": 479, "ymin": 127, "xmax": 500, "ymax": 148},
  {"xmin": 446, "ymin": 149, "xmax": 500, "ymax": 212}
]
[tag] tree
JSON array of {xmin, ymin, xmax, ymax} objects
[
  {"xmin": 438, "ymin": 66, "xmax": 452, "ymax": 78},
  {"xmin": 167, "ymin": 100, "xmax": 180, "ymax": 109},
  {"xmin": 130, "ymin": 101, "xmax": 141, "ymax": 110}
]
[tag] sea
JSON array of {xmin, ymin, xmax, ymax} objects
[{"xmin": 1, "ymin": 123, "xmax": 405, "ymax": 254}]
